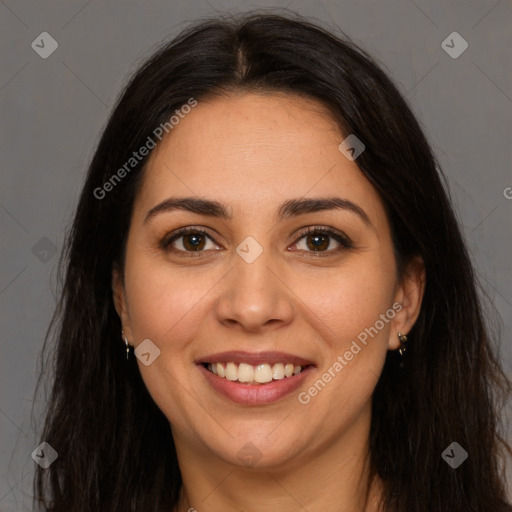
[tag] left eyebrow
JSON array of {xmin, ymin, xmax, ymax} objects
[
  {"xmin": 277, "ymin": 197, "xmax": 373, "ymax": 230},
  {"xmin": 144, "ymin": 196, "xmax": 374, "ymax": 231}
]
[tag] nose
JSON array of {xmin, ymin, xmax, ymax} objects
[{"xmin": 214, "ymin": 247, "xmax": 294, "ymax": 333}]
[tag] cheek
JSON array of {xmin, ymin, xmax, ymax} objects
[
  {"xmin": 292, "ymin": 257, "xmax": 396, "ymax": 348},
  {"xmin": 293, "ymin": 260, "xmax": 395, "ymax": 404},
  {"xmin": 123, "ymin": 248, "xmax": 215, "ymax": 346},
  {"xmin": 293, "ymin": 260, "xmax": 396, "ymax": 412},
  {"xmin": 122, "ymin": 253, "xmax": 216, "ymax": 422}
]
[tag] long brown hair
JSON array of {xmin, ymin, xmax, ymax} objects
[{"xmin": 33, "ymin": 11, "xmax": 512, "ymax": 511}]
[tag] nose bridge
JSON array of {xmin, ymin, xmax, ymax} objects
[{"xmin": 215, "ymin": 238, "xmax": 294, "ymax": 331}]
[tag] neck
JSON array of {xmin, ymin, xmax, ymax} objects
[{"xmin": 171, "ymin": 403, "xmax": 384, "ymax": 512}]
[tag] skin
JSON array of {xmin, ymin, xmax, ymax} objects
[{"xmin": 113, "ymin": 91, "xmax": 425, "ymax": 512}]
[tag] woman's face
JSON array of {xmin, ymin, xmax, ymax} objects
[{"xmin": 113, "ymin": 92, "xmax": 424, "ymax": 470}]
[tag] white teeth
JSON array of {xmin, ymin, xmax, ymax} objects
[
  {"xmin": 254, "ymin": 364, "xmax": 273, "ymax": 383},
  {"xmin": 225, "ymin": 362, "xmax": 238, "ymax": 381},
  {"xmin": 237, "ymin": 363, "xmax": 254, "ymax": 383},
  {"xmin": 205, "ymin": 361, "xmax": 306, "ymax": 383},
  {"xmin": 272, "ymin": 363, "xmax": 285, "ymax": 380}
]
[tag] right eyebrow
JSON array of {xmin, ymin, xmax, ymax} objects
[{"xmin": 144, "ymin": 197, "xmax": 232, "ymax": 224}]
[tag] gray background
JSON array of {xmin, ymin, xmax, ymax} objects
[{"xmin": 1, "ymin": 0, "xmax": 511, "ymax": 509}]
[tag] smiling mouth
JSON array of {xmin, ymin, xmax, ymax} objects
[{"xmin": 202, "ymin": 361, "xmax": 311, "ymax": 385}]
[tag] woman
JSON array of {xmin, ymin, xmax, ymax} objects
[{"xmin": 32, "ymin": 11, "xmax": 512, "ymax": 512}]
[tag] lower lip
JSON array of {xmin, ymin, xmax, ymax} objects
[{"xmin": 198, "ymin": 364, "xmax": 315, "ymax": 405}]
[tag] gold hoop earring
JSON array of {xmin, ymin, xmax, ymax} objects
[{"xmin": 398, "ymin": 332, "xmax": 408, "ymax": 356}]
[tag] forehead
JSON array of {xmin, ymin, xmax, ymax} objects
[{"xmin": 134, "ymin": 92, "xmax": 387, "ymax": 228}]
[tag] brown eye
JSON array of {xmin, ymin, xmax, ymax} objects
[
  {"xmin": 293, "ymin": 227, "xmax": 353, "ymax": 254},
  {"xmin": 162, "ymin": 228, "xmax": 219, "ymax": 254},
  {"xmin": 304, "ymin": 232, "xmax": 330, "ymax": 251},
  {"xmin": 180, "ymin": 232, "xmax": 207, "ymax": 251}
]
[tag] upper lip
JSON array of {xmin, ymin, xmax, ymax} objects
[{"xmin": 195, "ymin": 351, "xmax": 316, "ymax": 367}]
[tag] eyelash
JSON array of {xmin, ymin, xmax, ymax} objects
[{"xmin": 160, "ymin": 225, "xmax": 353, "ymax": 257}]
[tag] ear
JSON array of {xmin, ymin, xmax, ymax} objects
[
  {"xmin": 388, "ymin": 255, "xmax": 426, "ymax": 350},
  {"xmin": 112, "ymin": 264, "xmax": 133, "ymax": 342}
]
